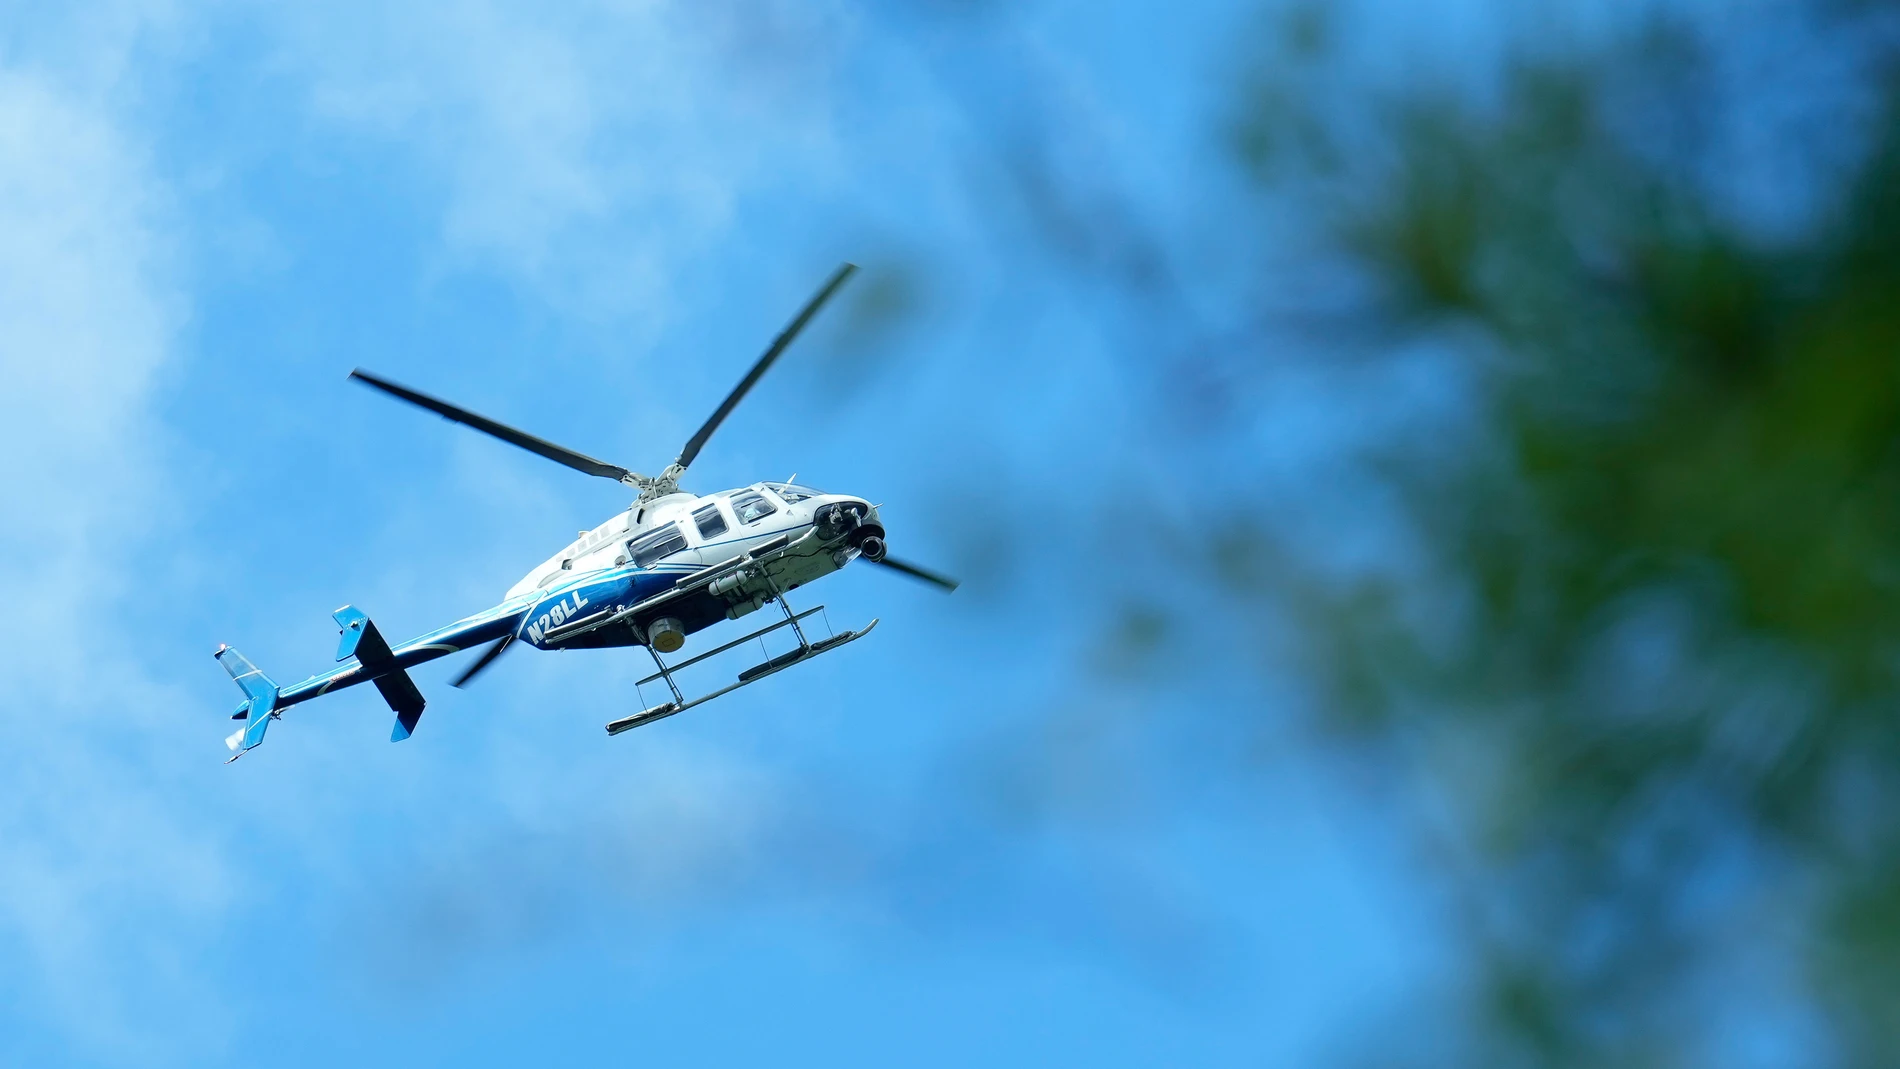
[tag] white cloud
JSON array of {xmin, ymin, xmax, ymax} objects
[
  {"xmin": 0, "ymin": 2, "xmax": 1264, "ymax": 1059},
  {"xmin": 0, "ymin": 19, "xmax": 817, "ymax": 1036},
  {"xmin": 271, "ymin": 0, "xmax": 854, "ymax": 320},
  {"xmin": 0, "ymin": 41, "xmax": 239, "ymax": 1064}
]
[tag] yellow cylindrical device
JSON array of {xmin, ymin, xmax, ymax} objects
[{"xmin": 646, "ymin": 617, "xmax": 686, "ymax": 653}]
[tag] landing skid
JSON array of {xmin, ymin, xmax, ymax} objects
[{"xmin": 606, "ymin": 591, "xmax": 878, "ymax": 736}]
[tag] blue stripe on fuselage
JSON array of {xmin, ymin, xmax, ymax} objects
[
  {"xmin": 517, "ymin": 565, "xmax": 681, "ymax": 648},
  {"xmin": 513, "ymin": 522, "xmax": 806, "ymax": 647}
]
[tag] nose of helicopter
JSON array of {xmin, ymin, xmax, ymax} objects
[{"xmin": 811, "ymin": 495, "xmax": 884, "ymax": 555}]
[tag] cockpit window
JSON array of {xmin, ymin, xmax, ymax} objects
[
  {"xmin": 765, "ymin": 483, "xmax": 820, "ymax": 503},
  {"xmin": 626, "ymin": 523, "xmax": 688, "ymax": 567},
  {"xmin": 693, "ymin": 504, "xmax": 729, "ymax": 539},
  {"xmin": 731, "ymin": 491, "xmax": 778, "ymax": 525}
]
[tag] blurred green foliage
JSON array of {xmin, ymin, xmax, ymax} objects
[{"xmin": 1224, "ymin": 3, "xmax": 1900, "ymax": 1064}]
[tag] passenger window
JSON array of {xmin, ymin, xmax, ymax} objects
[
  {"xmin": 694, "ymin": 504, "xmax": 729, "ymax": 539},
  {"xmin": 731, "ymin": 492, "xmax": 777, "ymax": 525},
  {"xmin": 626, "ymin": 523, "xmax": 688, "ymax": 568}
]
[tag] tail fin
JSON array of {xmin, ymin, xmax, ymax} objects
[{"xmin": 216, "ymin": 645, "xmax": 279, "ymax": 761}]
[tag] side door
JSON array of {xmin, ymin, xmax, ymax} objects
[
  {"xmin": 689, "ymin": 501, "xmax": 739, "ymax": 567},
  {"xmin": 725, "ymin": 489, "xmax": 785, "ymax": 554}
]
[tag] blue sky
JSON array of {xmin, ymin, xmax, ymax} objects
[{"xmin": 0, "ymin": 2, "xmax": 1501, "ymax": 1065}]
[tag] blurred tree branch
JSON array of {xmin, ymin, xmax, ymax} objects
[
  {"xmin": 872, "ymin": 0, "xmax": 1900, "ymax": 1062},
  {"xmin": 1222, "ymin": 3, "xmax": 1900, "ymax": 1064}
]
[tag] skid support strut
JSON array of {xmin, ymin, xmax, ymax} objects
[
  {"xmin": 762, "ymin": 573, "xmax": 811, "ymax": 650},
  {"xmin": 646, "ymin": 644, "xmax": 686, "ymax": 706},
  {"xmin": 606, "ymin": 591, "xmax": 878, "ymax": 736}
]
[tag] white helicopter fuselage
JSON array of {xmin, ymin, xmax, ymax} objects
[
  {"xmin": 504, "ymin": 482, "xmax": 882, "ymax": 652},
  {"xmin": 509, "ymin": 484, "xmax": 832, "ymax": 598}
]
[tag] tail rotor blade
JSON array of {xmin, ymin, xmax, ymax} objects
[
  {"xmin": 673, "ymin": 263, "xmax": 857, "ymax": 472},
  {"xmin": 451, "ymin": 635, "xmax": 514, "ymax": 689},
  {"xmin": 870, "ymin": 555, "xmax": 960, "ymax": 592}
]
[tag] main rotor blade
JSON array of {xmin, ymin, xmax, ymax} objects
[
  {"xmin": 351, "ymin": 369, "xmax": 635, "ymax": 484},
  {"xmin": 673, "ymin": 263, "xmax": 858, "ymax": 471},
  {"xmin": 451, "ymin": 635, "xmax": 514, "ymax": 689},
  {"xmin": 870, "ymin": 555, "xmax": 960, "ymax": 592}
]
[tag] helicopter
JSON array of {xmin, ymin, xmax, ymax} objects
[{"xmin": 215, "ymin": 263, "xmax": 957, "ymax": 761}]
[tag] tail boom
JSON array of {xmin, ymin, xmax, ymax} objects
[{"xmin": 216, "ymin": 596, "xmax": 532, "ymax": 758}]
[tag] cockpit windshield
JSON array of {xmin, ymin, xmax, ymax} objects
[{"xmin": 765, "ymin": 483, "xmax": 821, "ymax": 503}]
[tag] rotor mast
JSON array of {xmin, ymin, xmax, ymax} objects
[{"xmin": 622, "ymin": 462, "xmax": 688, "ymax": 502}]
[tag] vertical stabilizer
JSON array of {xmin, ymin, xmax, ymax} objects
[{"xmin": 216, "ymin": 645, "xmax": 280, "ymax": 760}]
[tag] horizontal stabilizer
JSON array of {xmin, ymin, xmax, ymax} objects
[
  {"xmin": 376, "ymin": 669, "xmax": 427, "ymax": 741},
  {"xmin": 334, "ymin": 604, "xmax": 397, "ymax": 664},
  {"xmin": 332, "ymin": 606, "xmax": 430, "ymax": 741}
]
